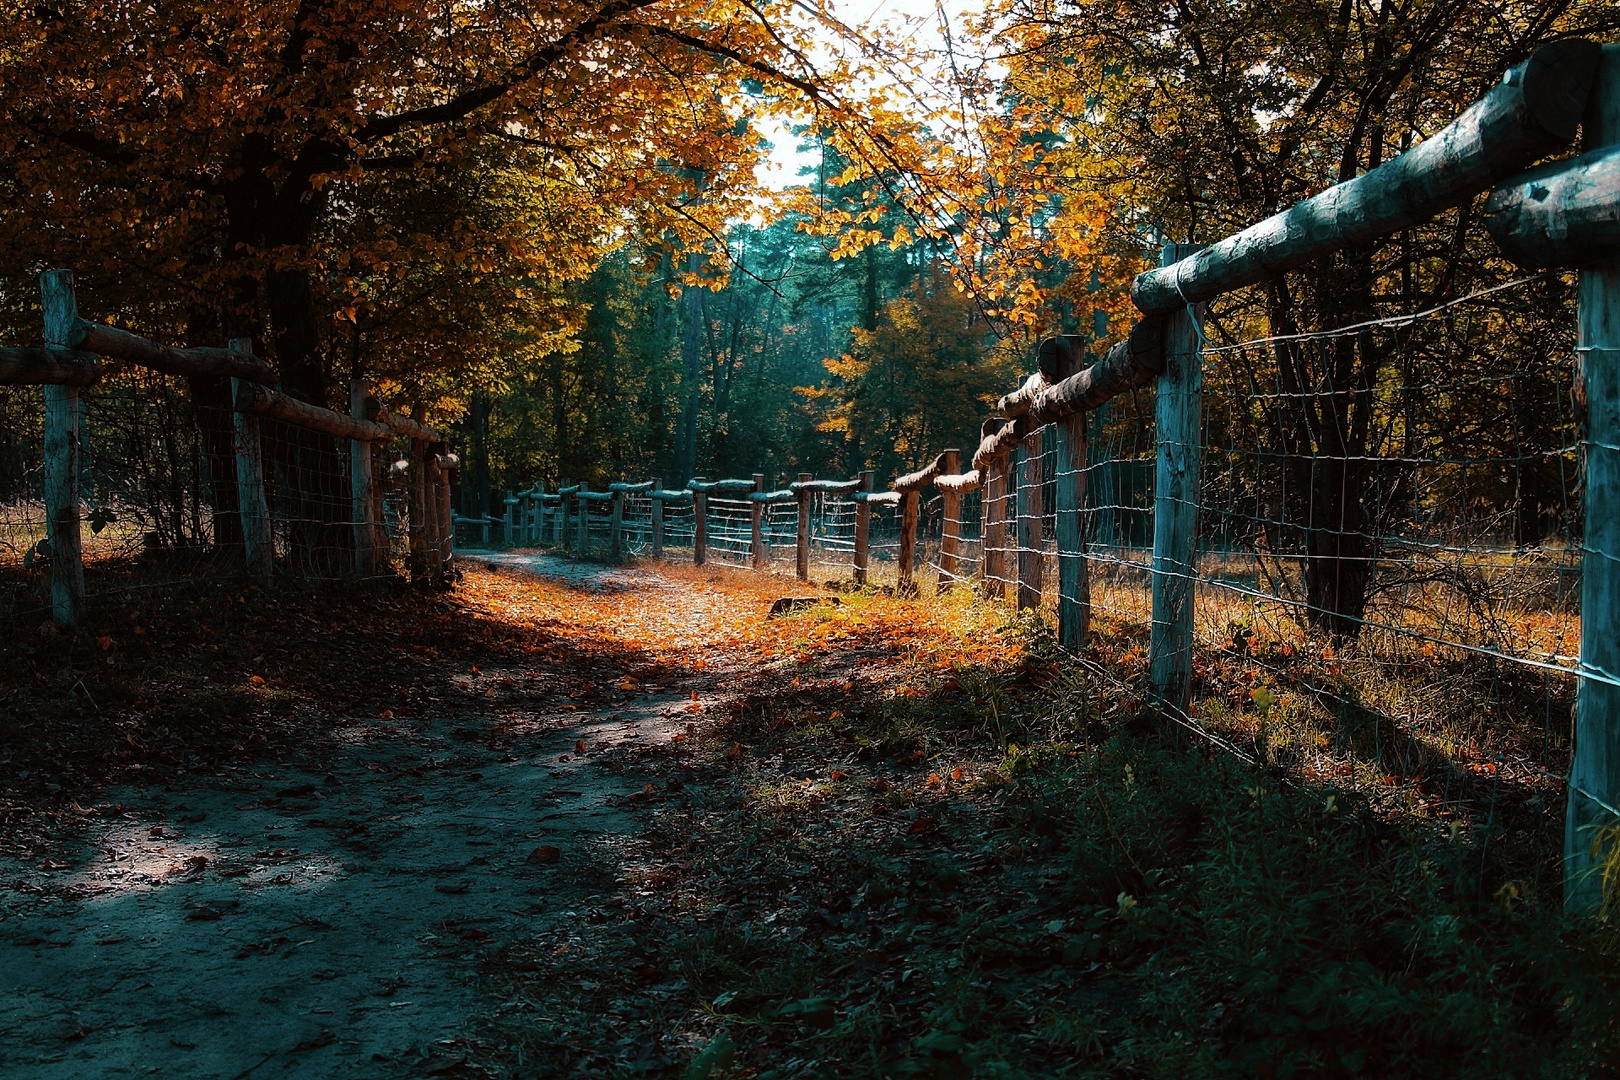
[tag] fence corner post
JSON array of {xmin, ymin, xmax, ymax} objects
[
  {"xmin": 937, "ymin": 450, "xmax": 961, "ymax": 592},
  {"xmin": 853, "ymin": 469, "xmax": 873, "ymax": 585},
  {"xmin": 750, "ymin": 473, "xmax": 766, "ymax": 570},
  {"xmin": 795, "ymin": 472, "xmax": 812, "ymax": 581},
  {"xmin": 1055, "ymin": 413, "xmax": 1089, "ymax": 649},
  {"xmin": 1568, "ymin": 43, "xmax": 1620, "ymax": 915},
  {"xmin": 1148, "ymin": 242, "xmax": 1207, "ymax": 720},
  {"xmin": 1015, "ymin": 430, "xmax": 1044, "ymax": 610},
  {"xmin": 39, "ymin": 269, "xmax": 84, "ymax": 625}
]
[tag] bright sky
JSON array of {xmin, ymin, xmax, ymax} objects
[{"xmin": 753, "ymin": 0, "xmax": 980, "ymax": 190}]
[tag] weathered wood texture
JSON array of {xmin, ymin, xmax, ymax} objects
[
  {"xmin": 575, "ymin": 481, "xmax": 590, "ymax": 558},
  {"xmin": 40, "ymin": 270, "xmax": 84, "ymax": 624},
  {"xmin": 1025, "ymin": 320, "xmax": 1165, "ymax": 427},
  {"xmin": 234, "ymin": 382, "xmax": 391, "ymax": 441},
  {"xmin": 350, "ymin": 380, "xmax": 379, "ymax": 576},
  {"xmin": 610, "ymin": 486, "xmax": 625, "ymax": 560},
  {"xmin": 893, "ymin": 451, "xmax": 950, "ymax": 493},
  {"xmin": 853, "ymin": 470, "xmax": 873, "ymax": 585},
  {"xmin": 0, "ymin": 347, "xmax": 102, "ymax": 386},
  {"xmin": 434, "ymin": 448, "xmax": 455, "ymax": 575},
  {"xmin": 369, "ymin": 403, "xmax": 445, "ymax": 443},
  {"xmin": 934, "ymin": 470, "xmax": 982, "ymax": 494},
  {"xmin": 70, "ymin": 320, "xmax": 275, "ymax": 384},
  {"xmin": 1485, "ymin": 144, "xmax": 1620, "ymax": 268},
  {"xmin": 937, "ymin": 450, "xmax": 963, "ymax": 591},
  {"xmin": 796, "ymin": 472, "xmax": 812, "ymax": 581},
  {"xmin": 1054, "ymin": 412, "xmax": 1090, "ymax": 650},
  {"xmin": 981, "ymin": 456, "xmax": 1008, "ymax": 599},
  {"xmin": 609, "ymin": 480, "xmax": 656, "ymax": 493},
  {"xmin": 1568, "ymin": 42, "xmax": 1620, "ymax": 916},
  {"xmin": 790, "ymin": 478, "xmax": 863, "ymax": 495},
  {"xmin": 410, "ymin": 440, "xmax": 432, "ymax": 582},
  {"xmin": 898, "ymin": 490, "xmax": 919, "ymax": 593},
  {"xmin": 1015, "ymin": 431, "xmax": 1044, "ymax": 611},
  {"xmin": 750, "ymin": 474, "xmax": 766, "ymax": 569},
  {"xmin": 687, "ymin": 478, "xmax": 757, "ymax": 494},
  {"xmin": 651, "ymin": 478, "xmax": 665, "ymax": 558},
  {"xmin": 694, "ymin": 488, "xmax": 708, "ymax": 565},
  {"xmin": 1132, "ymin": 40, "xmax": 1600, "ymax": 315},
  {"xmin": 1149, "ymin": 245, "xmax": 1207, "ymax": 717},
  {"xmin": 229, "ymin": 336, "xmax": 273, "ymax": 583},
  {"xmin": 854, "ymin": 491, "xmax": 903, "ymax": 506}
]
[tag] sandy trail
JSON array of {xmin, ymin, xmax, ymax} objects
[{"xmin": 1, "ymin": 557, "xmax": 727, "ymax": 1078}]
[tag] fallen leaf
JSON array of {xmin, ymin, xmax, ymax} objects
[{"xmin": 526, "ymin": 845, "xmax": 561, "ymax": 865}]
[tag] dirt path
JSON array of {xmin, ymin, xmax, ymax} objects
[{"xmin": 0, "ymin": 558, "xmax": 734, "ymax": 1078}]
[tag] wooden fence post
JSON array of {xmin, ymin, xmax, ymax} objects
[
  {"xmin": 1016, "ymin": 429, "xmax": 1045, "ymax": 610},
  {"xmin": 751, "ymin": 473, "xmax": 766, "ymax": 569},
  {"xmin": 982, "ymin": 456, "xmax": 1007, "ymax": 598},
  {"xmin": 230, "ymin": 338, "xmax": 273, "ymax": 584},
  {"xmin": 651, "ymin": 479, "xmax": 664, "ymax": 559},
  {"xmin": 39, "ymin": 270, "xmax": 84, "ymax": 625},
  {"xmin": 1149, "ymin": 243, "xmax": 1207, "ymax": 718},
  {"xmin": 576, "ymin": 480, "xmax": 590, "ymax": 557},
  {"xmin": 504, "ymin": 489, "xmax": 517, "ymax": 546},
  {"xmin": 853, "ymin": 469, "xmax": 873, "ymax": 585},
  {"xmin": 610, "ymin": 484, "xmax": 625, "ymax": 560},
  {"xmin": 796, "ymin": 472, "xmax": 812, "ymax": 580},
  {"xmin": 937, "ymin": 449, "xmax": 961, "ymax": 591},
  {"xmin": 1569, "ymin": 43, "xmax": 1620, "ymax": 914},
  {"xmin": 409, "ymin": 438, "xmax": 432, "ymax": 582},
  {"xmin": 434, "ymin": 447, "xmax": 455, "ymax": 579},
  {"xmin": 349, "ymin": 379, "xmax": 378, "ymax": 577},
  {"xmin": 556, "ymin": 478, "xmax": 570, "ymax": 548},
  {"xmin": 1055, "ymin": 412, "xmax": 1090, "ymax": 649},
  {"xmin": 693, "ymin": 483, "xmax": 708, "ymax": 565},
  {"xmin": 898, "ymin": 490, "xmax": 919, "ymax": 595}
]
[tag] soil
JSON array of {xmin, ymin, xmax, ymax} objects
[{"xmin": 0, "ymin": 556, "xmax": 730, "ymax": 1078}]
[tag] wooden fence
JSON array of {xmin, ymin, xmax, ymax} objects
[
  {"xmin": 479, "ymin": 40, "xmax": 1620, "ymax": 913},
  {"xmin": 2, "ymin": 271, "xmax": 458, "ymax": 623}
]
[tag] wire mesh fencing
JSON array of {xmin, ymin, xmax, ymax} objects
[{"xmin": 3, "ymin": 371, "xmax": 441, "ymax": 625}]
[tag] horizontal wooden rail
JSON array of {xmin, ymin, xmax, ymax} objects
[
  {"xmin": 609, "ymin": 480, "xmax": 656, "ymax": 494},
  {"xmin": 1485, "ymin": 144, "xmax": 1620, "ymax": 267},
  {"xmin": 893, "ymin": 451, "xmax": 951, "ymax": 493},
  {"xmin": 0, "ymin": 347, "xmax": 102, "ymax": 386},
  {"xmin": 855, "ymin": 491, "xmax": 903, "ymax": 506},
  {"xmin": 369, "ymin": 402, "xmax": 446, "ymax": 442},
  {"xmin": 234, "ymin": 381, "xmax": 392, "ymax": 441},
  {"xmin": 934, "ymin": 469, "xmax": 983, "ymax": 493},
  {"xmin": 556, "ymin": 484, "xmax": 581, "ymax": 496},
  {"xmin": 747, "ymin": 489, "xmax": 797, "ymax": 504},
  {"xmin": 687, "ymin": 478, "xmax": 758, "ymax": 494},
  {"xmin": 790, "ymin": 478, "xmax": 864, "ymax": 495},
  {"xmin": 577, "ymin": 491, "xmax": 615, "ymax": 503},
  {"xmin": 648, "ymin": 488, "xmax": 694, "ymax": 502},
  {"xmin": 1131, "ymin": 39, "xmax": 1600, "ymax": 315},
  {"xmin": 71, "ymin": 320, "xmax": 276, "ymax": 384}
]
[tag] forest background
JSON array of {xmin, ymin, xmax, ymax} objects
[{"xmin": 3, "ymin": 0, "xmax": 1620, "ymax": 530}]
